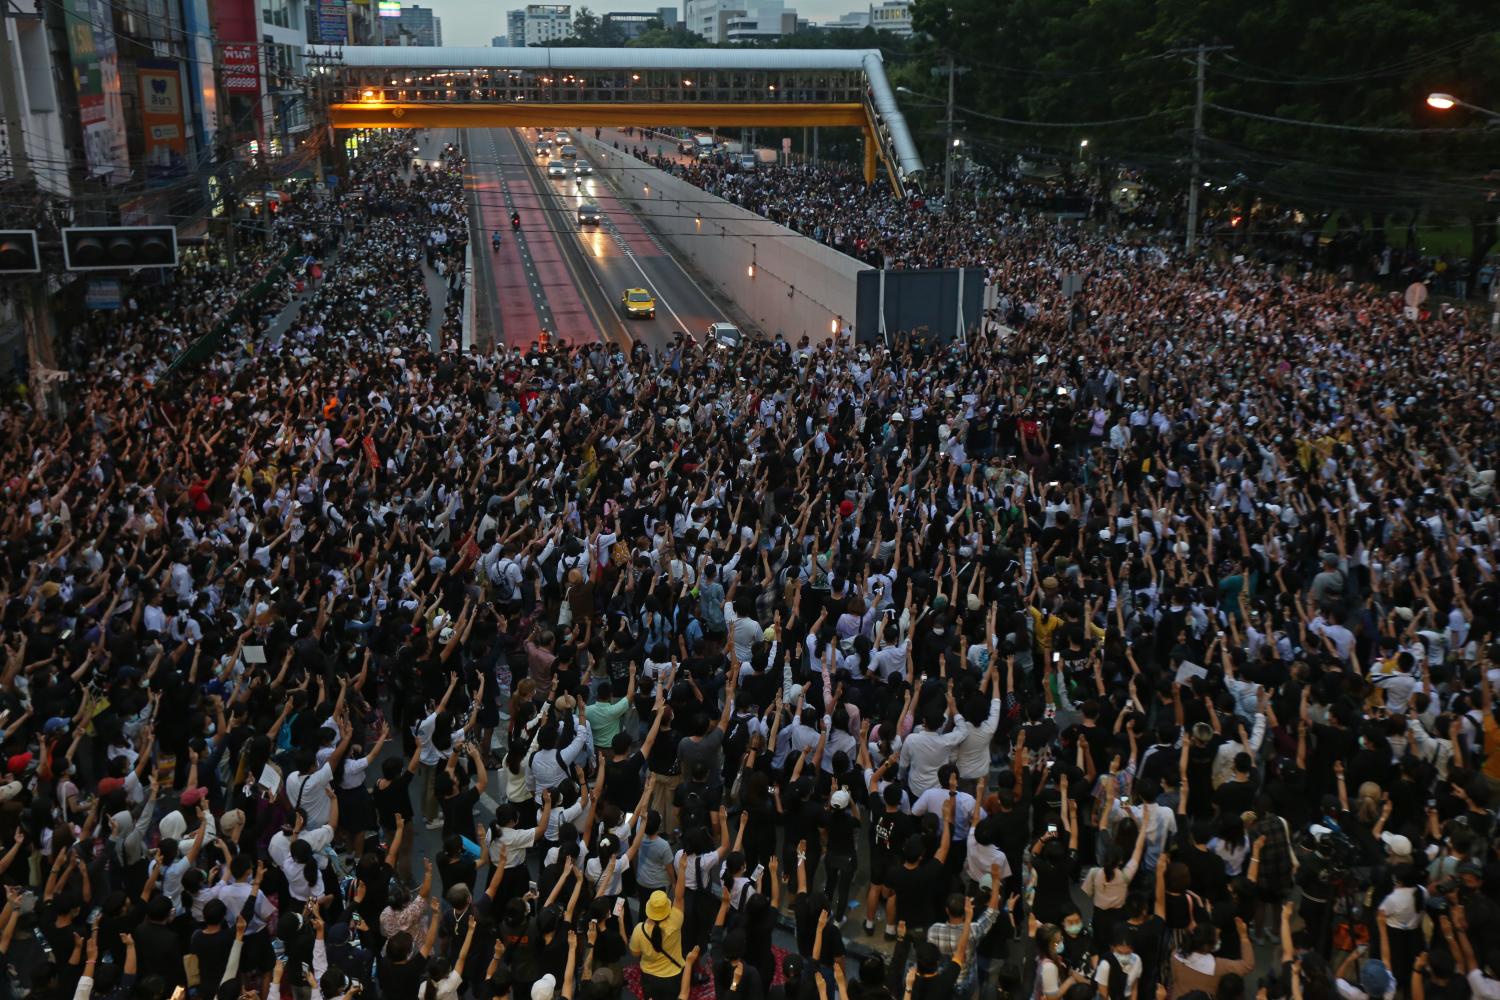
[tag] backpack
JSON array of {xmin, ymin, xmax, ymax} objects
[{"xmin": 488, "ymin": 558, "xmax": 517, "ymax": 602}]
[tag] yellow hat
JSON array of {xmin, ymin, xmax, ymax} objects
[{"xmin": 645, "ymin": 890, "xmax": 671, "ymax": 921}]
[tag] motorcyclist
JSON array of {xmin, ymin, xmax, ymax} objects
[
  {"xmin": 492, "ymin": 230, "xmax": 501, "ymax": 250},
  {"xmin": 511, "ymin": 211, "xmax": 521, "ymax": 230}
]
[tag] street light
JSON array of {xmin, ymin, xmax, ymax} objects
[{"xmin": 1426, "ymin": 92, "xmax": 1500, "ymax": 120}]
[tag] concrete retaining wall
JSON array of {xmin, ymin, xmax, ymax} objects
[{"xmin": 578, "ymin": 133, "xmax": 865, "ymax": 342}]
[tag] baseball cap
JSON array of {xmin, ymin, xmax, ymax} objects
[
  {"xmin": 1380, "ymin": 832, "xmax": 1412, "ymax": 857},
  {"xmin": 645, "ymin": 891, "xmax": 671, "ymax": 921},
  {"xmin": 531, "ymin": 975, "xmax": 557, "ymax": 1000},
  {"xmin": 6, "ymin": 753, "xmax": 32, "ymax": 775},
  {"xmin": 180, "ymin": 787, "xmax": 208, "ymax": 808},
  {"xmin": 1361, "ymin": 959, "xmax": 1395, "ymax": 997},
  {"xmin": 1457, "ymin": 859, "xmax": 1484, "ymax": 878},
  {"xmin": 830, "ymin": 789, "xmax": 851, "ymax": 810},
  {"xmin": 0, "ymin": 782, "xmax": 21, "ymax": 802},
  {"xmin": 43, "ymin": 717, "xmax": 69, "ymax": 736},
  {"xmin": 838, "ymin": 499, "xmax": 855, "ymax": 518},
  {"xmin": 96, "ymin": 777, "xmax": 126, "ymax": 798}
]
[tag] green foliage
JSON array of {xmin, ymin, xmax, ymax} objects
[{"xmin": 908, "ymin": 0, "xmax": 1500, "ymax": 220}]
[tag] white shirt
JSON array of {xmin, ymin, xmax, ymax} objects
[
  {"xmin": 899, "ymin": 720, "xmax": 970, "ymax": 796},
  {"xmin": 954, "ymin": 698, "xmax": 1001, "ymax": 781},
  {"xmin": 963, "ymin": 830, "xmax": 1011, "ymax": 886},
  {"xmin": 284, "ymin": 764, "xmax": 334, "ymax": 828}
]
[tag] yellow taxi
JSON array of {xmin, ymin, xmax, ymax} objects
[{"xmin": 621, "ymin": 287, "xmax": 655, "ymax": 319}]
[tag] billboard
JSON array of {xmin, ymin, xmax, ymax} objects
[
  {"xmin": 221, "ymin": 43, "xmax": 260, "ymax": 95},
  {"xmin": 64, "ymin": 0, "xmax": 130, "ymax": 184},
  {"xmin": 319, "ymin": 0, "xmax": 348, "ymax": 42},
  {"xmin": 854, "ymin": 267, "xmax": 987, "ymax": 346},
  {"xmin": 138, "ymin": 60, "xmax": 188, "ymax": 183},
  {"xmin": 378, "ymin": 0, "xmax": 400, "ymax": 14}
]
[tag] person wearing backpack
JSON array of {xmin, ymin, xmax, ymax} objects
[{"xmin": 630, "ymin": 854, "xmax": 691, "ymax": 1000}]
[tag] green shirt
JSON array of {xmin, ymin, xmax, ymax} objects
[{"xmin": 585, "ymin": 698, "xmax": 631, "ymax": 747}]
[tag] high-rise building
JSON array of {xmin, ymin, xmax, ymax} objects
[
  {"xmin": 724, "ymin": 0, "xmax": 797, "ymax": 41},
  {"xmin": 521, "ymin": 4, "xmax": 573, "ymax": 45},
  {"xmin": 392, "ymin": 5, "xmax": 442, "ymax": 45},
  {"xmin": 686, "ymin": 0, "xmax": 796, "ymax": 42},
  {"xmin": 683, "ymin": 0, "xmax": 734, "ymax": 42},
  {"xmin": 868, "ymin": 0, "xmax": 911, "ymax": 36},
  {"xmin": 655, "ymin": 5, "xmax": 678, "ymax": 28},
  {"xmin": 507, "ymin": 9, "xmax": 526, "ymax": 46}
]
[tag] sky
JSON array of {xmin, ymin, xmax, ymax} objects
[{"xmin": 423, "ymin": 0, "xmax": 861, "ymax": 43}]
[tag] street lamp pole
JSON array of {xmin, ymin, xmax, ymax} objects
[{"xmin": 1425, "ymin": 94, "xmax": 1500, "ymax": 336}]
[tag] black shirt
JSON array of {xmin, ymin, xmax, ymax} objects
[
  {"xmin": 604, "ymin": 751, "xmax": 645, "ymax": 813},
  {"xmin": 374, "ymin": 771, "xmax": 416, "ymax": 828},
  {"xmin": 886, "ymin": 858, "xmax": 945, "ymax": 927}
]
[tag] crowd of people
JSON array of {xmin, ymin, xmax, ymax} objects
[
  {"xmin": 624, "ymin": 141, "xmax": 1471, "ymax": 298},
  {"xmin": 0, "ymin": 121, "xmax": 1498, "ymax": 1000}
]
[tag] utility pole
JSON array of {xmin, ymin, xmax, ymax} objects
[
  {"xmin": 1182, "ymin": 43, "xmax": 1230, "ymax": 253},
  {"xmin": 931, "ymin": 56, "xmax": 969, "ymax": 202},
  {"xmin": 0, "ymin": 0, "xmax": 61, "ymax": 416}
]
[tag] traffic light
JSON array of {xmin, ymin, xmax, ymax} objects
[
  {"xmin": 0, "ymin": 231, "xmax": 40, "ymax": 273},
  {"xmin": 62, "ymin": 226, "xmax": 178, "ymax": 272}
]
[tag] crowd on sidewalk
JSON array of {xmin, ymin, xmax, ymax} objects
[{"xmin": 0, "ymin": 124, "xmax": 1496, "ymax": 1000}]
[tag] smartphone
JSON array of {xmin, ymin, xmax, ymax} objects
[
  {"xmin": 613, "ymin": 898, "xmax": 625, "ymax": 917},
  {"xmin": 750, "ymin": 864, "xmax": 765, "ymax": 883},
  {"xmin": 1047, "ymin": 824, "xmax": 1058, "ymax": 834}
]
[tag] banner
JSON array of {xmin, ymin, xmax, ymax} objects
[
  {"xmin": 138, "ymin": 60, "xmax": 188, "ymax": 184},
  {"xmin": 221, "ymin": 43, "xmax": 260, "ymax": 95},
  {"xmin": 378, "ymin": 0, "xmax": 399, "ymax": 15},
  {"xmin": 64, "ymin": 0, "xmax": 130, "ymax": 184},
  {"xmin": 318, "ymin": 0, "xmax": 348, "ymax": 42}
]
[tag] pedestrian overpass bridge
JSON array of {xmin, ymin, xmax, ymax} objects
[{"xmin": 307, "ymin": 46, "xmax": 925, "ymax": 194}]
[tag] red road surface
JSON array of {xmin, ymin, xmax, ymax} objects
[{"xmin": 474, "ymin": 176, "xmax": 540, "ymax": 346}]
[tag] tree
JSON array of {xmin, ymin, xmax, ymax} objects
[
  {"xmin": 572, "ymin": 7, "xmax": 600, "ymax": 43},
  {"xmin": 624, "ymin": 25, "xmax": 708, "ymax": 48},
  {"xmin": 908, "ymin": 0, "xmax": 1500, "ymax": 277}
]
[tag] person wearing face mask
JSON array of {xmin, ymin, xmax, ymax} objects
[
  {"xmin": 1031, "ymin": 918, "xmax": 1081, "ymax": 1000},
  {"xmin": 1057, "ymin": 904, "xmax": 1094, "ymax": 969}
]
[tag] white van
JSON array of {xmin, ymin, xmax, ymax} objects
[{"xmin": 693, "ymin": 134, "xmax": 716, "ymax": 159}]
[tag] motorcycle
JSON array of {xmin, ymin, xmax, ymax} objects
[
  {"xmin": 492, "ymin": 231, "xmax": 502, "ymax": 252},
  {"xmin": 510, "ymin": 212, "xmax": 521, "ymax": 231}
]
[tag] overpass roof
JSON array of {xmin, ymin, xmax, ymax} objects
[{"xmin": 310, "ymin": 46, "xmax": 924, "ymax": 184}]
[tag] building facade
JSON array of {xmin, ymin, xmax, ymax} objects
[
  {"xmin": 601, "ymin": 11, "xmax": 657, "ymax": 39},
  {"xmin": 521, "ymin": 4, "xmax": 573, "ymax": 45},
  {"xmin": 822, "ymin": 8, "xmax": 870, "ymax": 30},
  {"xmin": 868, "ymin": 0, "xmax": 911, "ymax": 36},
  {"xmin": 390, "ymin": 5, "xmax": 442, "ymax": 45},
  {"xmin": 723, "ymin": 1, "xmax": 798, "ymax": 42},
  {"xmin": 506, "ymin": 9, "xmax": 526, "ymax": 46}
]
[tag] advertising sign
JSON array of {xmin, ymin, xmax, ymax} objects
[
  {"xmin": 221, "ymin": 43, "xmax": 260, "ymax": 94},
  {"xmin": 378, "ymin": 0, "xmax": 400, "ymax": 15},
  {"xmin": 64, "ymin": 0, "xmax": 130, "ymax": 184},
  {"xmin": 318, "ymin": 0, "xmax": 348, "ymax": 42},
  {"xmin": 138, "ymin": 60, "xmax": 188, "ymax": 183}
]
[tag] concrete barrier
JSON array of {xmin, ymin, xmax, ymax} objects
[{"xmin": 577, "ymin": 132, "xmax": 865, "ymax": 343}]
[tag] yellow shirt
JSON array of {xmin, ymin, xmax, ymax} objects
[{"xmin": 630, "ymin": 911, "xmax": 685, "ymax": 978}]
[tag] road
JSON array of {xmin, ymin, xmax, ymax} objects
[{"xmin": 465, "ymin": 126, "xmax": 729, "ymax": 352}]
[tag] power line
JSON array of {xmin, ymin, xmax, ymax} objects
[
  {"xmin": 1205, "ymin": 103, "xmax": 1484, "ymax": 135},
  {"xmin": 1217, "ymin": 41, "xmax": 1473, "ymax": 86}
]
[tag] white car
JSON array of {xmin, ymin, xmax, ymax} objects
[
  {"xmin": 546, "ymin": 159, "xmax": 568, "ymax": 178},
  {"xmin": 706, "ymin": 322, "xmax": 742, "ymax": 350},
  {"xmin": 737, "ymin": 153, "xmax": 757, "ymax": 171},
  {"xmin": 573, "ymin": 161, "xmax": 594, "ymax": 177}
]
